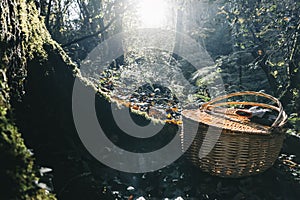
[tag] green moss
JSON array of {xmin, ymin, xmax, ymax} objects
[
  {"xmin": 129, "ymin": 107, "xmax": 165, "ymax": 125},
  {"xmin": 0, "ymin": 103, "xmax": 56, "ymax": 199},
  {"xmin": 1, "ymin": 0, "xmax": 57, "ymax": 199},
  {"xmin": 19, "ymin": 0, "xmax": 50, "ymax": 60}
]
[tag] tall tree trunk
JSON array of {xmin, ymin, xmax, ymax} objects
[
  {"xmin": 279, "ymin": 24, "xmax": 300, "ymax": 111},
  {"xmin": 0, "ymin": 0, "xmax": 103, "ymax": 199},
  {"xmin": 0, "ymin": 0, "xmax": 56, "ymax": 199}
]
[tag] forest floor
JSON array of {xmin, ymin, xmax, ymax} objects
[
  {"xmin": 71, "ymin": 63, "xmax": 300, "ymax": 200},
  {"xmin": 87, "ymin": 141, "xmax": 300, "ymax": 200}
]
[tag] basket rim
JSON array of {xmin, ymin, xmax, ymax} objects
[
  {"xmin": 202, "ymin": 91, "xmax": 287, "ymax": 127},
  {"xmin": 182, "ymin": 91, "xmax": 288, "ymax": 135},
  {"xmin": 182, "ymin": 109, "xmax": 272, "ymax": 135}
]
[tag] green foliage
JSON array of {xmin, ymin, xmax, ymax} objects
[
  {"xmin": 289, "ymin": 113, "xmax": 300, "ymax": 132},
  {"xmin": 215, "ymin": 0, "xmax": 300, "ymax": 112}
]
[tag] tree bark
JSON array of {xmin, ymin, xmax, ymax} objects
[
  {"xmin": 279, "ymin": 23, "xmax": 300, "ymax": 111},
  {"xmin": 45, "ymin": 0, "xmax": 52, "ymax": 28},
  {"xmin": 0, "ymin": 0, "xmax": 57, "ymax": 199},
  {"xmin": 0, "ymin": 0, "xmax": 104, "ymax": 199}
]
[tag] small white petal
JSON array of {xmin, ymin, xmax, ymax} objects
[{"xmin": 127, "ymin": 186, "xmax": 135, "ymax": 191}]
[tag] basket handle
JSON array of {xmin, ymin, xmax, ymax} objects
[{"xmin": 200, "ymin": 91, "xmax": 287, "ymax": 128}]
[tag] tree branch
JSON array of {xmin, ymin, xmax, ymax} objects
[{"xmin": 61, "ymin": 17, "xmax": 117, "ymax": 47}]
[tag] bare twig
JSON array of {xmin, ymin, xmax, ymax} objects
[{"xmin": 61, "ymin": 16, "xmax": 117, "ymax": 47}]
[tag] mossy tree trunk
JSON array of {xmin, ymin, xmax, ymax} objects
[
  {"xmin": 0, "ymin": 0, "xmax": 57, "ymax": 199},
  {"xmin": 0, "ymin": 0, "xmax": 105, "ymax": 199}
]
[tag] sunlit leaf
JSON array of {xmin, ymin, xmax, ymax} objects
[
  {"xmin": 271, "ymin": 70, "xmax": 278, "ymax": 78},
  {"xmin": 277, "ymin": 61, "xmax": 285, "ymax": 67},
  {"xmin": 238, "ymin": 18, "xmax": 245, "ymax": 24}
]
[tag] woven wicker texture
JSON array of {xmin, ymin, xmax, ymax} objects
[
  {"xmin": 182, "ymin": 91, "xmax": 287, "ymax": 178},
  {"xmin": 183, "ymin": 109, "xmax": 270, "ymax": 135}
]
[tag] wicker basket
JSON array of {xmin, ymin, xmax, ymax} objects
[{"xmin": 182, "ymin": 91, "xmax": 287, "ymax": 178}]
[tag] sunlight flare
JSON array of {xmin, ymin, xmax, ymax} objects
[{"xmin": 137, "ymin": 0, "xmax": 168, "ymax": 28}]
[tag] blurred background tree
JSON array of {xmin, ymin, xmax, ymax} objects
[
  {"xmin": 37, "ymin": 0, "xmax": 299, "ymax": 112},
  {"xmin": 37, "ymin": 0, "xmax": 125, "ymax": 62},
  {"xmin": 218, "ymin": 0, "xmax": 300, "ymax": 112}
]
